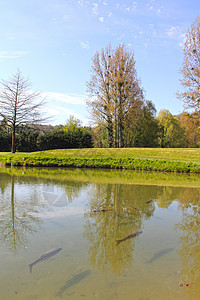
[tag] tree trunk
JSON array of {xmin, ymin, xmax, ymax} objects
[
  {"xmin": 118, "ymin": 90, "xmax": 123, "ymax": 148},
  {"xmin": 11, "ymin": 126, "xmax": 16, "ymax": 153},
  {"xmin": 107, "ymin": 117, "xmax": 113, "ymax": 148}
]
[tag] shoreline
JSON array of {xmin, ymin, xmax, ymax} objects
[{"xmin": 0, "ymin": 148, "xmax": 200, "ymax": 174}]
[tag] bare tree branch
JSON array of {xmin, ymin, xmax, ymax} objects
[
  {"xmin": 86, "ymin": 44, "xmax": 144, "ymax": 148},
  {"xmin": 178, "ymin": 17, "xmax": 200, "ymax": 112},
  {"xmin": 0, "ymin": 69, "xmax": 49, "ymax": 153}
]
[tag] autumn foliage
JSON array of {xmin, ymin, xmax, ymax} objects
[
  {"xmin": 178, "ymin": 17, "xmax": 200, "ymax": 111},
  {"xmin": 86, "ymin": 44, "xmax": 157, "ymax": 148}
]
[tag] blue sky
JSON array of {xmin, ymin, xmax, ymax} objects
[{"xmin": 0, "ymin": 0, "xmax": 200, "ymax": 125}]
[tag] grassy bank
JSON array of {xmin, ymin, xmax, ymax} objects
[{"xmin": 0, "ymin": 148, "xmax": 200, "ymax": 173}]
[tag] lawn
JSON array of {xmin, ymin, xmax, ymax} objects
[
  {"xmin": 42, "ymin": 148, "xmax": 200, "ymax": 164},
  {"xmin": 0, "ymin": 148, "xmax": 199, "ymax": 173}
]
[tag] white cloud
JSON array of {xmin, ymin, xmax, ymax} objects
[
  {"xmin": 92, "ymin": 3, "xmax": 98, "ymax": 14},
  {"xmin": 116, "ymin": 2, "xmax": 120, "ymax": 9},
  {"xmin": 78, "ymin": 0, "xmax": 84, "ymax": 7},
  {"xmin": 132, "ymin": 1, "xmax": 137, "ymax": 11},
  {"xmin": 99, "ymin": 17, "xmax": 104, "ymax": 22},
  {"xmin": 43, "ymin": 92, "xmax": 86, "ymax": 105},
  {"xmin": 166, "ymin": 26, "xmax": 186, "ymax": 48},
  {"xmin": 144, "ymin": 0, "xmax": 163, "ymax": 16},
  {"xmin": 178, "ymin": 33, "xmax": 186, "ymax": 48},
  {"xmin": 167, "ymin": 26, "xmax": 178, "ymax": 38},
  {"xmin": 80, "ymin": 41, "xmax": 90, "ymax": 49},
  {"xmin": 44, "ymin": 105, "xmax": 81, "ymax": 121},
  {"xmin": 0, "ymin": 51, "xmax": 27, "ymax": 60},
  {"xmin": 41, "ymin": 92, "xmax": 88, "ymax": 125}
]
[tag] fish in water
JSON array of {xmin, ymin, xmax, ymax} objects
[
  {"xmin": 116, "ymin": 231, "xmax": 143, "ymax": 245},
  {"xmin": 91, "ymin": 207, "xmax": 114, "ymax": 212},
  {"xmin": 126, "ymin": 206, "xmax": 137, "ymax": 210},
  {"xmin": 146, "ymin": 200, "xmax": 153, "ymax": 204},
  {"xmin": 28, "ymin": 248, "xmax": 62, "ymax": 273},
  {"xmin": 146, "ymin": 247, "xmax": 174, "ymax": 264},
  {"xmin": 57, "ymin": 270, "xmax": 91, "ymax": 298}
]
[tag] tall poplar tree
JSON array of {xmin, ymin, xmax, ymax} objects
[
  {"xmin": 86, "ymin": 44, "xmax": 144, "ymax": 148},
  {"xmin": 86, "ymin": 44, "xmax": 113, "ymax": 147}
]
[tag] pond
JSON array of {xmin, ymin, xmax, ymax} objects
[{"xmin": 0, "ymin": 167, "xmax": 200, "ymax": 300}]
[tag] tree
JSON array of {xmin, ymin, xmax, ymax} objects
[
  {"xmin": 91, "ymin": 124, "xmax": 110, "ymax": 148},
  {"xmin": 0, "ymin": 69, "xmax": 47, "ymax": 153},
  {"xmin": 133, "ymin": 101, "xmax": 159, "ymax": 147},
  {"xmin": 123, "ymin": 100, "xmax": 159, "ymax": 147},
  {"xmin": 37, "ymin": 116, "xmax": 93, "ymax": 150},
  {"xmin": 86, "ymin": 44, "xmax": 144, "ymax": 148},
  {"xmin": 156, "ymin": 110, "xmax": 188, "ymax": 148},
  {"xmin": 177, "ymin": 17, "xmax": 200, "ymax": 112},
  {"xmin": 62, "ymin": 115, "xmax": 82, "ymax": 132},
  {"xmin": 16, "ymin": 129, "xmax": 39, "ymax": 152},
  {"xmin": 62, "ymin": 116, "xmax": 93, "ymax": 148},
  {"xmin": 86, "ymin": 44, "xmax": 113, "ymax": 147},
  {"xmin": 0, "ymin": 131, "xmax": 11, "ymax": 151},
  {"xmin": 179, "ymin": 111, "xmax": 200, "ymax": 147},
  {"xmin": 0, "ymin": 117, "xmax": 9, "ymax": 132}
]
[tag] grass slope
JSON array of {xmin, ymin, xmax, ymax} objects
[{"xmin": 0, "ymin": 148, "xmax": 200, "ymax": 173}]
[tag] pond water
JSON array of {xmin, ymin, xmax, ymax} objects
[{"xmin": 0, "ymin": 167, "xmax": 200, "ymax": 300}]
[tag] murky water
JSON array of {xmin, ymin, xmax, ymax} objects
[{"xmin": 0, "ymin": 167, "xmax": 200, "ymax": 300}]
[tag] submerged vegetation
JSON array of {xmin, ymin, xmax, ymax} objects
[{"xmin": 0, "ymin": 148, "xmax": 200, "ymax": 174}]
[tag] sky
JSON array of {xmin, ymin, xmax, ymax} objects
[{"xmin": 0, "ymin": 0, "xmax": 200, "ymax": 126}]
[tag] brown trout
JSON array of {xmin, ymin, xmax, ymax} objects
[{"xmin": 28, "ymin": 248, "xmax": 62, "ymax": 273}]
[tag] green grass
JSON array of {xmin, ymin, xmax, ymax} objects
[{"xmin": 0, "ymin": 148, "xmax": 200, "ymax": 173}]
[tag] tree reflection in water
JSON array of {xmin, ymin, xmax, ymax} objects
[
  {"xmin": 83, "ymin": 183, "xmax": 157, "ymax": 277},
  {"xmin": 175, "ymin": 188, "xmax": 200, "ymax": 299},
  {"xmin": 0, "ymin": 175, "xmax": 43, "ymax": 253},
  {"xmin": 1, "ymin": 166, "xmax": 200, "ymax": 298},
  {"xmin": 0, "ymin": 170, "xmax": 89, "ymax": 253}
]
